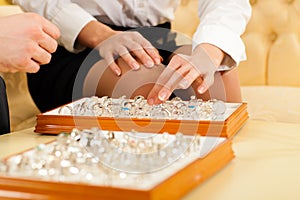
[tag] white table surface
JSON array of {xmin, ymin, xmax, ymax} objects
[{"xmin": 1, "ymin": 119, "xmax": 300, "ymax": 200}]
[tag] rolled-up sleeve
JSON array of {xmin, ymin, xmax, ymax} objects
[
  {"xmin": 193, "ymin": 0, "xmax": 252, "ymax": 65},
  {"xmin": 12, "ymin": 0, "xmax": 96, "ymax": 52}
]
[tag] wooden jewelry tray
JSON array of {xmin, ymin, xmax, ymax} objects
[
  {"xmin": 34, "ymin": 97, "xmax": 248, "ymax": 138},
  {"xmin": 0, "ymin": 134, "xmax": 234, "ymax": 200}
]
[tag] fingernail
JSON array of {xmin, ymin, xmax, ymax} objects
[
  {"xmin": 148, "ymin": 98, "xmax": 154, "ymax": 105},
  {"xmin": 158, "ymin": 91, "xmax": 168, "ymax": 101},
  {"xmin": 179, "ymin": 79, "xmax": 189, "ymax": 89},
  {"xmin": 198, "ymin": 86, "xmax": 206, "ymax": 94},
  {"xmin": 146, "ymin": 60, "xmax": 154, "ymax": 68},
  {"xmin": 154, "ymin": 58, "xmax": 161, "ymax": 64},
  {"xmin": 132, "ymin": 62, "xmax": 140, "ymax": 70},
  {"xmin": 115, "ymin": 69, "xmax": 121, "ymax": 76},
  {"xmin": 160, "ymin": 56, "xmax": 164, "ymax": 62}
]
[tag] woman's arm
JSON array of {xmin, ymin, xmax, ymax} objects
[
  {"xmin": 13, "ymin": 0, "xmax": 161, "ymax": 75},
  {"xmin": 195, "ymin": 0, "xmax": 252, "ymax": 66}
]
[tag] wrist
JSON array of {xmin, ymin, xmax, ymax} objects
[
  {"xmin": 77, "ymin": 20, "xmax": 117, "ymax": 48},
  {"xmin": 195, "ymin": 43, "xmax": 225, "ymax": 67}
]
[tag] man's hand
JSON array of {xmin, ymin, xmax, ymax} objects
[
  {"xmin": 0, "ymin": 13, "xmax": 60, "ymax": 73},
  {"xmin": 147, "ymin": 44, "xmax": 224, "ymax": 105}
]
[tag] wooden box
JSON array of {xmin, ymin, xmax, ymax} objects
[
  {"xmin": 35, "ymin": 98, "xmax": 248, "ymax": 138},
  {"xmin": 0, "ymin": 135, "xmax": 233, "ymax": 200}
]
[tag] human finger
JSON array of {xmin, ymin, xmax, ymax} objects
[
  {"xmin": 157, "ymin": 65, "xmax": 191, "ymax": 101},
  {"xmin": 120, "ymin": 52, "xmax": 140, "ymax": 70},
  {"xmin": 39, "ymin": 15, "xmax": 60, "ymax": 40},
  {"xmin": 31, "ymin": 45, "xmax": 52, "ymax": 65},
  {"xmin": 133, "ymin": 33, "xmax": 159, "ymax": 67},
  {"xmin": 118, "ymin": 41, "xmax": 145, "ymax": 70},
  {"xmin": 178, "ymin": 67, "xmax": 199, "ymax": 89},
  {"xmin": 127, "ymin": 41, "xmax": 154, "ymax": 68},
  {"xmin": 36, "ymin": 32, "xmax": 58, "ymax": 54},
  {"xmin": 147, "ymin": 64, "xmax": 179, "ymax": 105},
  {"xmin": 140, "ymin": 39, "xmax": 161, "ymax": 65},
  {"xmin": 197, "ymin": 72, "xmax": 215, "ymax": 94},
  {"xmin": 103, "ymin": 52, "xmax": 121, "ymax": 76},
  {"xmin": 25, "ymin": 61, "xmax": 41, "ymax": 73}
]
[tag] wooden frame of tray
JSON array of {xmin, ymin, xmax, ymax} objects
[
  {"xmin": 0, "ymin": 138, "xmax": 233, "ymax": 200},
  {"xmin": 35, "ymin": 100, "xmax": 248, "ymax": 138}
]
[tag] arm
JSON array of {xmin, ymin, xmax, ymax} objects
[
  {"xmin": 147, "ymin": 0, "xmax": 251, "ymax": 104},
  {"xmin": 13, "ymin": 0, "xmax": 161, "ymax": 75},
  {"xmin": 77, "ymin": 21, "xmax": 161, "ymax": 76},
  {"xmin": 195, "ymin": 0, "xmax": 252, "ymax": 66}
]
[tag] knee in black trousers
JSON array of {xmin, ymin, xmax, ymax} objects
[{"xmin": 0, "ymin": 76, "xmax": 10, "ymax": 134}]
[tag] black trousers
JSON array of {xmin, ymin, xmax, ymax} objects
[
  {"xmin": 0, "ymin": 76, "xmax": 10, "ymax": 135},
  {"xmin": 27, "ymin": 22, "xmax": 179, "ymax": 113}
]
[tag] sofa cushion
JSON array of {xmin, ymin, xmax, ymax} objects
[
  {"xmin": 239, "ymin": 0, "xmax": 300, "ymax": 86},
  {"xmin": 0, "ymin": 72, "xmax": 40, "ymax": 132},
  {"xmin": 0, "ymin": 0, "xmax": 10, "ymax": 6},
  {"xmin": 1, "ymin": 3, "xmax": 300, "ymax": 131},
  {"xmin": 0, "ymin": 5, "xmax": 22, "ymax": 17}
]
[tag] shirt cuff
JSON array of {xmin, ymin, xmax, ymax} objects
[
  {"xmin": 192, "ymin": 24, "xmax": 246, "ymax": 66},
  {"xmin": 51, "ymin": 3, "xmax": 97, "ymax": 53}
]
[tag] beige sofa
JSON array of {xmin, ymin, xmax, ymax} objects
[
  {"xmin": 173, "ymin": 0, "xmax": 300, "ymax": 123},
  {"xmin": 0, "ymin": 4, "xmax": 40, "ymax": 132},
  {"xmin": 1, "ymin": 0, "xmax": 300, "ymax": 132}
]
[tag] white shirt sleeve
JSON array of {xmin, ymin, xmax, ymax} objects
[
  {"xmin": 12, "ymin": 0, "xmax": 97, "ymax": 53},
  {"xmin": 194, "ymin": 0, "xmax": 252, "ymax": 65}
]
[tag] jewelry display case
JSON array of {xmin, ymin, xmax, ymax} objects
[
  {"xmin": 35, "ymin": 96, "xmax": 248, "ymax": 138},
  {"xmin": 0, "ymin": 128, "xmax": 234, "ymax": 200}
]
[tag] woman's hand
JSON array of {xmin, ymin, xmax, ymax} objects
[
  {"xmin": 98, "ymin": 31, "xmax": 161, "ymax": 76},
  {"xmin": 147, "ymin": 44, "xmax": 225, "ymax": 105},
  {"xmin": 77, "ymin": 21, "xmax": 161, "ymax": 76}
]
